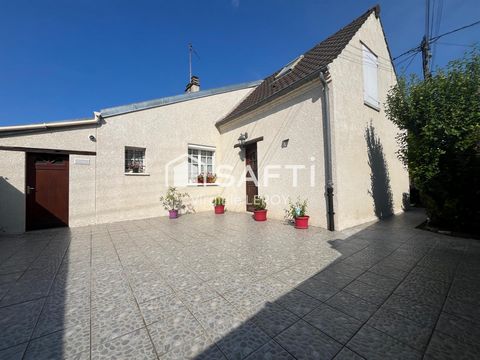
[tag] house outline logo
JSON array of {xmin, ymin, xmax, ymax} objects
[{"xmin": 164, "ymin": 153, "xmax": 204, "ymax": 187}]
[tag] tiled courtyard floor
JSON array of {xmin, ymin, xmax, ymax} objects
[{"xmin": 1, "ymin": 210, "xmax": 480, "ymax": 359}]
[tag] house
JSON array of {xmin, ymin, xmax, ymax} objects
[{"xmin": 0, "ymin": 5, "xmax": 409, "ymax": 234}]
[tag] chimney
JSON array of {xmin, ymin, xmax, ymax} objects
[{"xmin": 185, "ymin": 75, "xmax": 200, "ymax": 93}]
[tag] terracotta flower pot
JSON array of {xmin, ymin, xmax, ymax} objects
[
  {"xmin": 214, "ymin": 205, "xmax": 225, "ymax": 214},
  {"xmin": 253, "ymin": 210, "xmax": 267, "ymax": 221},
  {"xmin": 295, "ymin": 216, "xmax": 309, "ymax": 229},
  {"xmin": 169, "ymin": 210, "xmax": 178, "ymax": 219}
]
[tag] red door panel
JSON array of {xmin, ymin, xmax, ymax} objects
[{"xmin": 26, "ymin": 153, "xmax": 69, "ymax": 231}]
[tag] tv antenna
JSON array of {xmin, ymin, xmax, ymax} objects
[{"xmin": 188, "ymin": 43, "xmax": 200, "ymax": 80}]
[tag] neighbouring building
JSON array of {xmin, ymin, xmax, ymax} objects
[{"xmin": 0, "ymin": 6, "xmax": 409, "ymax": 234}]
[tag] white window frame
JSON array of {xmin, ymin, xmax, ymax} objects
[
  {"xmin": 124, "ymin": 146, "xmax": 147, "ymax": 174},
  {"xmin": 187, "ymin": 144, "xmax": 216, "ymax": 185},
  {"xmin": 362, "ymin": 43, "xmax": 380, "ymax": 110}
]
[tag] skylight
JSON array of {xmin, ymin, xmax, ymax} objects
[{"xmin": 275, "ymin": 55, "xmax": 304, "ymax": 78}]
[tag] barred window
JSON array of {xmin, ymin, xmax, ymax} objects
[
  {"xmin": 188, "ymin": 146, "xmax": 215, "ymax": 184},
  {"xmin": 125, "ymin": 147, "xmax": 146, "ymax": 173}
]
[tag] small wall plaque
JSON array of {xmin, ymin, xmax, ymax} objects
[{"xmin": 74, "ymin": 158, "xmax": 90, "ymax": 165}]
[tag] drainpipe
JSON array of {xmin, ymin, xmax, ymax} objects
[{"xmin": 319, "ymin": 71, "xmax": 335, "ymax": 231}]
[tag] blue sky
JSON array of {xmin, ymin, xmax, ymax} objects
[{"xmin": 0, "ymin": 0, "xmax": 478, "ymax": 125}]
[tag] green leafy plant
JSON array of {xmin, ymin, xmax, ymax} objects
[
  {"xmin": 212, "ymin": 196, "xmax": 226, "ymax": 206},
  {"xmin": 385, "ymin": 48, "xmax": 480, "ymax": 232},
  {"xmin": 253, "ymin": 196, "xmax": 267, "ymax": 210},
  {"xmin": 159, "ymin": 187, "xmax": 190, "ymax": 211},
  {"xmin": 284, "ymin": 197, "xmax": 308, "ymax": 221}
]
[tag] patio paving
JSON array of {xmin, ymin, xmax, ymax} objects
[{"xmin": 0, "ymin": 209, "xmax": 480, "ymax": 359}]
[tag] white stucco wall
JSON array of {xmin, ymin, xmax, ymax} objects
[
  {"xmin": 217, "ymin": 82, "xmax": 329, "ymax": 228},
  {"xmin": 328, "ymin": 12, "xmax": 409, "ymax": 230},
  {"xmin": 69, "ymin": 154, "xmax": 96, "ymax": 227},
  {"xmin": 0, "ymin": 151, "xmax": 25, "ymax": 234},
  {"xmin": 0, "ymin": 125, "xmax": 97, "ymax": 153},
  {"xmin": 94, "ymin": 87, "xmax": 254, "ymax": 223}
]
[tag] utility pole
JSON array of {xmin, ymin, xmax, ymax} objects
[{"xmin": 422, "ymin": 0, "xmax": 432, "ymax": 79}]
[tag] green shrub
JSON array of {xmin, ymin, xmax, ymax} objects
[
  {"xmin": 385, "ymin": 49, "xmax": 480, "ymax": 232},
  {"xmin": 212, "ymin": 196, "xmax": 226, "ymax": 206}
]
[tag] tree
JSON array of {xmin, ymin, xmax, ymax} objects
[{"xmin": 386, "ymin": 49, "xmax": 480, "ymax": 233}]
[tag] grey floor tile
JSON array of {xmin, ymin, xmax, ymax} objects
[
  {"xmin": 275, "ymin": 320, "xmax": 342, "ymax": 359},
  {"xmin": 313, "ymin": 269, "xmax": 356, "ymax": 288},
  {"xmin": 216, "ymin": 320, "xmax": 271, "ymax": 360},
  {"xmin": 275, "ymin": 320, "xmax": 342, "ymax": 360},
  {"xmin": 326, "ymin": 291, "xmax": 378, "ymax": 322},
  {"xmin": 251, "ymin": 302, "xmax": 299, "ymax": 337},
  {"xmin": 343, "ymin": 280, "xmax": 392, "ymax": 306},
  {"xmin": 296, "ymin": 278, "xmax": 340, "ymax": 301},
  {"xmin": 381, "ymin": 294, "xmax": 440, "ymax": 327},
  {"xmin": 277, "ymin": 289, "xmax": 322, "ymax": 317},
  {"xmin": 3, "ymin": 211, "xmax": 480, "ymax": 359},
  {"xmin": 148, "ymin": 310, "xmax": 205, "ymax": 356},
  {"xmin": 91, "ymin": 303, "xmax": 145, "ymax": 345},
  {"xmin": 24, "ymin": 323, "xmax": 90, "ymax": 360},
  {"xmin": 92, "ymin": 327, "xmax": 157, "ymax": 360},
  {"xmin": 356, "ymin": 272, "xmax": 400, "ymax": 291},
  {"xmin": 139, "ymin": 294, "xmax": 187, "ymax": 325},
  {"xmin": 0, "ymin": 299, "xmax": 45, "ymax": 350},
  {"xmin": 367, "ymin": 308, "xmax": 432, "ymax": 351},
  {"xmin": 333, "ymin": 347, "xmax": 365, "ymax": 359},
  {"xmin": 425, "ymin": 330, "xmax": 480, "ymax": 360},
  {"xmin": 347, "ymin": 325, "xmax": 422, "ymax": 360},
  {"xmin": 444, "ymin": 296, "xmax": 480, "ymax": 323},
  {"xmin": 244, "ymin": 340, "xmax": 294, "ymax": 360},
  {"xmin": 436, "ymin": 312, "xmax": 480, "ymax": 347},
  {"xmin": 0, "ymin": 343, "xmax": 27, "ymax": 360},
  {"xmin": 160, "ymin": 334, "xmax": 225, "ymax": 360},
  {"xmin": 304, "ymin": 303, "xmax": 362, "ymax": 344}
]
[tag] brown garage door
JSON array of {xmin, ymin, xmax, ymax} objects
[{"xmin": 26, "ymin": 153, "xmax": 69, "ymax": 231}]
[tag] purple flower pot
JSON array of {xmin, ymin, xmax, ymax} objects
[{"xmin": 169, "ymin": 210, "xmax": 178, "ymax": 219}]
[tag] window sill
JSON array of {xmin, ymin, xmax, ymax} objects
[
  {"xmin": 187, "ymin": 183, "xmax": 219, "ymax": 187},
  {"xmin": 125, "ymin": 173, "xmax": 150, "ymax": 176},
  {"xmin": 364, "ymin": 101, "xmax": 380, "ymax": 112}
]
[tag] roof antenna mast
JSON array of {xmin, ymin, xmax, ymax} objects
[
  {"xmin": 188, "ymin": 43, "xmax": 192, "ymax": 81},
  {"xmin": 188, "ymin": 43, "xmax": 200, "ymax": 81}
]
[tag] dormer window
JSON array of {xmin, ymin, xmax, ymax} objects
[{"xmin": 275, "ymin": 55, "xmax": 304, "ymax": 79}]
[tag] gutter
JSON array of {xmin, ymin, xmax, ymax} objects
[
  {"xmin": 319, "ymin": 71, "xmax": 335, "ymax": 231},
  {"xmin": 0, "ymin": 112, "xmax": 101, "ymax": 133}
]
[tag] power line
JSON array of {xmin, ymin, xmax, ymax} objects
[
  {"xmin": 402, "ymin": 52, "xmax": 419, "ymax": 74},
  {"xmin": 430, "ymin": 19, "xmax": 480, "ymax": 42},
  {"xmin": 393, "ymin": 18, "xmax": 480, "ymax": 63}
]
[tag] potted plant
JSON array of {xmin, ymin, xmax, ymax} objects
[
  {"xmin": 159, "ymin": 187, "xmax": 190, "ymax": 219},
  {"xmin": 253, "ymin": 196, "xmax": 267, "ymax": 221},
  {"xmin": 131, "ymin": 161, "xmax": 141, "ymax": 173},
  {"xmin": 285, "ymin": 197, "xmax": 309, "ymax": 229},
  {"xmin": 206, "ymin": 173, "xmax": 217, "ymax": 184},
  {"xmin": 197, "ymin": 173, "xmax": 205, "ymax": 184},
  {"xmin": 212, "ymin": 196, "xmax": 226, "ymax": 214}
]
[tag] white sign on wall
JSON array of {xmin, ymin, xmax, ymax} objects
[{"xmin": 73, "ymin": 158, "xmax": 90, "ymax": 165}]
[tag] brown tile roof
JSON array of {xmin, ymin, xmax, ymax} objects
[{"xmin": 216, "ymin": 5, "xmax": 380, "ymax": 127}]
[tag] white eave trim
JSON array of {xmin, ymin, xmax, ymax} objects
[{"xmin": 0, "ymin": 112, "xmax": 101, "ymax": 133}]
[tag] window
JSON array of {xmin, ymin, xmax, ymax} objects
[
  {"xmin": 188, "ymin": 145, "xmax": 215, "ymax": 184},
  {"xmin": 275, "ymin": 55, "xmax": 304, "ymax": 78},
  {"xmin": 125, "ymin": 147, "xmax": 146, "ymax": 173},
  {"xmin": 362, "ymin": 44, "xmax": 379, "ymax": 109}
]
